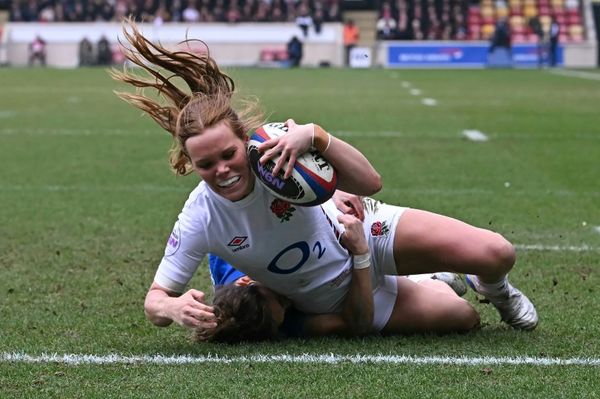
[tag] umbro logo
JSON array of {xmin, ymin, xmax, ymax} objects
[{"xmin": 228, "ymin": 236, "xmax": 249, "ymax": 252}]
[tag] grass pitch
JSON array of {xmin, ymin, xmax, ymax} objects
[{"xmin": 1, "ymin": 67, "xmax": 600, "ymax": 398}]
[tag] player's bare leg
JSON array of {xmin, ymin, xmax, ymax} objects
[
  {"xmin": 392, "ymin": 209, "xmax": 538, "ymax": 330},
  {"xmin": 381, "ymin": 277, "xmax": 480, "ymax": 334}
]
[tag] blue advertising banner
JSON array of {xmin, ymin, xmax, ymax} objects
[{"xmin": 386, "ymin": 42, "xmax": 563, "ymax": 68}]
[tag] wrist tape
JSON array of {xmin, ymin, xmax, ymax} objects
[{"xmin": 353, "ymin": 253, "xmax": 371, "ymax": 270}]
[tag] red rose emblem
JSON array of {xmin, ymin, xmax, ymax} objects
[
  {"xmin": 371, "ymin": 221, "xmax": 383, "ymax": 236},
  {"xmin": 270, "ymin": 199, "xmax": 296, "ymax": 222}
]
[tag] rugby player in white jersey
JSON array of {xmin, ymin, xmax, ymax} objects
[{"xmin": 112, "ymin": 20, "xmax": 538, "ymax": 340}]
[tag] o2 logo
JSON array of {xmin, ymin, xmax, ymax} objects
[{"xmin": 267, "ymin": 241, "xmax": 326, "ymax": 274}]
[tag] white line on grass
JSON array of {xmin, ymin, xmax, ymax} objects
[
  {"xmin": 0, "ymin": 128, "xmax": 160, "ymax": 136},
  {"xmin": 421, "ymin": 98, "xmax": 438, "ymax": 106},
  {"xmin": 410, "ymin": 88, "xmax": 422, "ymax": 96},
  {"xmin": 514, "ymin": 244, "xmax": 599, "ymax": 252},
  {"xmin": 594, "ymin": 226, "xmax": 600, "ymax": 235},
  {"xmin": 462, "ymin": 129, "xmax": 489, "ymax": 142},
  {"xmin": 548, "ymin": 69, "xmax": 600, "ymax": 82},
  {"xmin": 2, "ymin": 353, "xmax": 600, "ymax": 366},
  {"xmin": 3, "ymin": 128, "xmax": 600, "ymax": 141},
  {"xmin": 4, "ymin": 185, "xmax": 600, "ymax": 199}
]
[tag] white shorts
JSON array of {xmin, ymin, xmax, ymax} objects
[{"xmin": 361, "ymin": 198, "xmax": 408, "ymax": 331}]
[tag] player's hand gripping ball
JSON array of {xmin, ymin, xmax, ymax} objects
[{"xmin": 247, "ymin": 122, "xmax": 337, "ymax": 206}]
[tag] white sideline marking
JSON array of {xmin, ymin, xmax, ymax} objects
[
  {"xmin": 409, "ymin": 88, "xmax": 422, "ymax": 96},
  {"xmin": 421, "ymin": 98, "xmax": 437, "ymax": 106},
  {"xmin": 2, "ymin": 128, "xmax": 600, "ymax": 141},
  {"xmin": 594, "ymin": 226, "xmax": 600, "ymax": 235},
  {"xmin": 0, "ymin": 110, "xmax": 17, "ymax": 118},
  {"xmin": 401, "ymin": 81, "xmax": 411, "ymax": 88},
  {"xmin": 2, "ymin": 353, "xmax": 600, "ymax": 366},
  {"xmin": 514, "ymin": 244, "xmax": 599, "ymax": 252},
  {"xmin": 548, "ymin": 70, "xmax": 600, "ymax": 82},
  {"xmin": 3, "ymin": 184, "xmax": 600, "ymax": 199},
  {"xmin": 462, "ymin": 129, "xmax": 489, "ymax": 142},
  {"xmin": 0, "ymin": 128, "xmax": 159, "ymax": 136}
]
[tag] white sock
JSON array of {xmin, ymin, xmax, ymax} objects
[{"xmin": 472, "ymin": 275, "xmax": 510, "ymax": 297}]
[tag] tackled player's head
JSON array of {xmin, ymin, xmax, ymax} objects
[{"xmin": 194, "ymin": 284, "xmax": 288, "ymax": 343}]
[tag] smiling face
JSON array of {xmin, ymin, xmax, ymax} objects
[{"xmin": 185, "ymin": 121, "xmax": 255, "ymax": 201}]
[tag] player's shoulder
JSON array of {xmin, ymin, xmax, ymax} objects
[
  {"xmin": 177, "ymin": 181, "xmax": 212, "ymax": 224},
  {"xmin": 183, "ymin": 181, "xmax": 211, "ymax": 209}
]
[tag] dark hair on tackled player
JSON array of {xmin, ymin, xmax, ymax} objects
[
  {"xmin": 194, "ymin": 284, "xmax": 279, "ymax": 343},
  {"xmin": 111, "ymin": 18, "xmax": 264, "ymax": 175}
]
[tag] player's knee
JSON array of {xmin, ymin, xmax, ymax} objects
[
  {"xmin": 484, "ymin": 234, "xmax": 516, "ymax": 275},
  {"xmin": 454, "ymin": 301, "xmax": 480, "ymax": 332}
]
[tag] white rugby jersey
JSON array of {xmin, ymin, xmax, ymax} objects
[{"xmin": 155, "ymin": 180, "xmax": 353, "ymax": 314}]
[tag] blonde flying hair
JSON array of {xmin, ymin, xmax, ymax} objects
[{"xmin": 111, "ymin": 18, "xmax": 263, "ymax": 175}]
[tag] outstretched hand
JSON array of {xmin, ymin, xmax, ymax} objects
[
  {"xmin": 337, "ymin": 214, "xmax": 369, "ymax": 255},
  {"xmin": 167, "ymin": 289, "xmax": 217, "ymax": 329},
  {"xmin": 258, "ymin": 119, "xmax": 314, "ymax": 179}
]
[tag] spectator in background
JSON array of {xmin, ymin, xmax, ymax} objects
[
  {"xmin": 269, "ymin": 0, "xmax": 286, "ymax": 22},
  {"xmin": 489, "ymin": 17, "xmax": 511, "ymax": 54},
  {"xmin": 169, "ymin": 0, "xmax": 183, "ymax": 22},
  {"xmin": 182, "ymin": 0, "xmax": 200, "ymax": 22},
  {"xmin": 529, "ymin": 15, "xmax": 544, "ymax": 67},
  {"xmin": 23, "ymin": 0, "xmax": 40, "ymax": 22},
  {"xmin": 29, "ymin": 35, "xmax": 46, "ymax": 66},
  {"xmin": 412, "ymin": 0, "xmax": 424, "ymax": 40},
  {"xmin": 452, "ymin": 4, "xmax": 467, "ymax": 40},
  {"xmin": 38, "ymin": 2, "xmax": 56, "ymax": 22},
  {"xmin": 549, "ymin": 16, "xmax": 560, "ymax": 67},
  {"xmin": 343, "ymin": 19, "xmax": 359, "ymax": 66},
  {"xmin": 226, "ymin": 2, "xmax": 242, "ymax": 23},
  {"xmin": 425, "ymin": 3, "xmax": 440, "ymax": 40},
  {"xmin": 9, "ymin": 1, "xmax": 25, "ymax": 21},
  {"xmin": 213, "ymin": 0, "xmax": 226, "ymax": 22},
  {"xmin": 287, "ymin": 35, "xmax": 303, "ymax": 67},
  {"xmin": 377, "ymin": 2, "xmax": 397, "ymax": 40},
  {"xmin": 255, "ymin": 0, "xmax": 270, "ymax": 21},
  {"xmin": 199, "ymin": 4, "xmax": 215, "ymax": 21},
  {"xmin": 79, "ymin": 37, "xmax": 95, "ymax": 66},
  {"xmin": 326, "ymin": 0, "xmax": 342, "ymax": 22},
  {"xmin": 396, "ymin": 0, "xmax": 411, "ymax": 40},
  {"xmin": 295, "ymin": 2, "xmax": 313, "ymax": 37},
  {"xmin": 97, "ymin": 35, "xmax": 112, "ymax": 65},
  {"xmin": 313, "ymin": 7, "xmax": 325, "ymax": 34}
]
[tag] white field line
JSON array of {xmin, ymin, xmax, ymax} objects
[
  {"xmin": 462, "ymin": 129, "xmax": 489, "ymax": 142},
  {"xmin": 2, "ymin": 128, "xmax": 600, "ymax": 141},
  {"xmin": 3, "ymin": 185, "xmax": 600, "ymax": 199},
  {"xmin": 548, "ymin": 69, "xmax": 600, "ymax": 82},
  {"xmin": 2, "ymin": 352, "xmax": 600, "ymax": 366},
  {"xmin": 514, "ymin": 244, "xmax": 600, "ymax": 252},
  {"xmin": 421, "ymin": 98, "xmax": 438, "ymax": 106},
  {"xmin": 0, "ymin": 128, "xmax": 160, "ymax": 136},
  {"xmin": 594, "ymin": 226, "xmax": 600, "ymax": 235}
]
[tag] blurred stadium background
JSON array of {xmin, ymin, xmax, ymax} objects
[{"xmin": 0, "ymin": 0, "xmax": 598, "ymax": 68}]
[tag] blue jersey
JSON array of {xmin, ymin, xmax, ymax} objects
[{"xmin": 208, "ymin": 254, "xmax": 246, "ymax": 285}]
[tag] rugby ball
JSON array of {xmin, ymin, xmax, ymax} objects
[{"xmin": 247, "ymin": 122, "xmax": 337, "ymax": 206}]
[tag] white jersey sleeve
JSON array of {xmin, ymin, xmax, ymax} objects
[{"xmin": 154, "ymin": 185, "xmax": 210, "ymax": 293}]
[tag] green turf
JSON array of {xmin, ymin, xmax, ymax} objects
[{"xmin": 1, "ymin": 67, "xmax": 600, "ymax": 397}]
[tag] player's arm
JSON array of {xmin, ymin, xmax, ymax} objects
[
  {"xmin": 302, "ymin": 214, "xmax": 374, "ymax": 336},
  {"xmin": 257, "ymin": 119, "xmax": 382, "ymax": 196},
  {"xmin": 144, "ymin": 282, "xmax": 217, "ymax": 329},
  {"xmin": 301, "ymin": 265, "xmax": 373, "ymax": 337}
]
